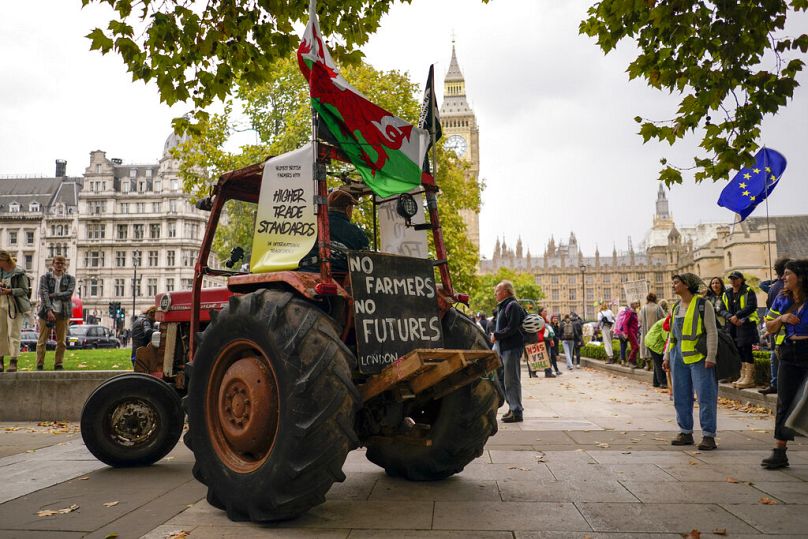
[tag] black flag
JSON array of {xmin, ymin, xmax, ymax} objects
[{"xmin": 418, "ymin": 64, "xmax": 442, "ymax": 173}]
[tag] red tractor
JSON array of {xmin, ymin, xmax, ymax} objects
[{"xmin": 80, "ymin": 143, "xmax": 501, "ymax": 522}]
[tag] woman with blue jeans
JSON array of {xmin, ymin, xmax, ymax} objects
[{"xmin": 663, "ymin": 273, "xmax": 719, "ymax": 451}]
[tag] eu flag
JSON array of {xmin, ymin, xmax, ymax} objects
[{"xmin": 717, "ymin": 148, "xmax": 787, "ymax": 221}]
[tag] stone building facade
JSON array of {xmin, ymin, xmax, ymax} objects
[
  {"xmin": 480, "ymin": 185, "xmax": 806, "ymax": 319},
  {"xmin": 0, "ymin": 134, "xmax": 220, "ymax": 330}
]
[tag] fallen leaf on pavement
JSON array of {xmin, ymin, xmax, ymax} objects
[
  {"xmin": 713, "ymin": 528, "xmax": 727, "ymax": 536},
  {"xmin": 167, "ymin": 530, "xmax": 191, "ymax": 538},
  {"xmin": 103, "ymin": 501, "xmax": 119, "ymax": 507},
  {"xmin": 36, "ymin": 504, "xmax": 79, "ymax": 517},
  {"xmin": 596, "ymin": 443, "xmax": 610, "ymax": 448},
  {"xmin": 760, "ymin": 497, "xmax": 778, "ymax": 505},
  {"xmin": 508, "ymin": 466, "xmax": 531, "ymax": 471},
  {"xmin": 683, "ymin": 529, "xmax": 701, "ymax": 539},
  {"xmin": 104, "ymin": 534, "xmax": 118, "ymax": 539},
  {"xmin": 725, "ymin": 477, "xmax": 739, "ymax": 483},
  {"xmin": 689, "ymin": 460, "xmax": 699, "ymax": 465}
]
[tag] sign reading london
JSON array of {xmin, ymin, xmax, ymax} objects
[
  {"xmin": 250, "ymin": 143, "xmax": 317, "ymax": 273},
  {"xmin": 348, "ymin": 252, "xmax": 443, "ymax": 374}
]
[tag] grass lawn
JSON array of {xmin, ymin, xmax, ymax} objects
[{"xmin": 11, "ymin": 348, "xmax": 133, "ymax": 371}]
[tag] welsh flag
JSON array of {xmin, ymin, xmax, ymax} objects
[{"xmin": 297, "ymin": 1, "xmax": 430, "ymax": 198}]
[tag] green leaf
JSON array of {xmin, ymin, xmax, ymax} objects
[{"xmin": 86, "ymin": 28, "xmax": 113, "ymax": 53}]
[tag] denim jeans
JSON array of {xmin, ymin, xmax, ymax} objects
[
  {"xmin": 671, "ymin": 347, "xmax": 718, "ymax": 437},
  {"xmin": 500, "ymin": 347, "xmax": 523, "ymax": 413},
  {"xmin": 619, "ymin": 336, "xmax": 628, "ymax": 361},
  {"xmin": 770, "ymin": 349, "xmax": 779, "ymax": 388},
  {"xmin": 562, "ymin": 340, "xmax": 575, "ymax": 369}
]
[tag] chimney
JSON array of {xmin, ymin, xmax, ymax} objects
[
  {"xmin": 55, "ymin": 160, "xmax": 67, "ymax": 177},
  {"xmin": 111, "ymin": 158, "xmax": 123, "ymax": 165}
]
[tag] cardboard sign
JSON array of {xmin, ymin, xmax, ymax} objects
[
  {"xmin": 250, "ymin": 143, "xmax": 317, "ymax": 272},
  {"xmin": 622, "ymin": 279, "xmax": 649, "ymax": 305},
  {"xmin": 348, "ymin": 252, "xmax": 443, "ymax": 374},
  {"xmin": 525, "ymin": 342, "xmax": 550, "ymax": 372},
  {"xmin": 377, "ymin": 193, "xmax": 428, "ymax": 258}
]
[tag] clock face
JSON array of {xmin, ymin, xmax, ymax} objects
[{"xmin": 444, "ymin": 135, "xmax": 468, "ymax": 157}]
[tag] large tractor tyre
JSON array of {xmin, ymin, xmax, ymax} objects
[
  {"xmin": 184, "ymin": 289, "xmax": 360, "ymax": 522},
  {"xmin": 80, "ymin": 373, "xmax": 184, "ymax": 467},
  {"xmin": 365, "ymin": 308, "xmax": 500, "ymax": 481}
]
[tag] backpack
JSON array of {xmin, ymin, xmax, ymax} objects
[
  {"xmin": 613, "ymin": 308, "xmax": 628, "ymax": 337},
  {"xmin": 562, "ymin": 321, "xmax": 575, "ymax": 340}
]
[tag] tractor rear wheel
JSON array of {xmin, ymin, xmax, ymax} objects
[
  {"xmin": 365, "ymin": 308, "xmax": 500, "ymax": 480},
  {"xmin": 185, "ymin": 289, "xmax": 359, "ymax": 522},
  {"xmin": 80, "ymin": 373, "xmax": 184, "ymax": 467}
]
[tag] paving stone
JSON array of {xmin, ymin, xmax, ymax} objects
[
  {"xmin": 498, "ymin": 479, "xmax": 639, "ymax": 503},
  {"xmin": 750, "ymin": 481, "xmax": 808, "ymax": 504},
  {"xmin": 433, "ymin": 501, "xmax": 591, "ymax": 531},
  {"xmin": 690, "ymin": 449, "xmax": 771, "ymax": 464},
  {"xmin": 349, "ymin": 531, "xmax": 512, "ymax": 539},
  {"xmin": 620, "ymin": 480, "xmax": 766, "ymax": 504},
  {"xmin": 589, "ymin": 450, "xmax": 695, "ymax": 465},
  {"xmin": 143, "ymin": 524, "xmax": 349, "ymax": 539},
  {"xmin": 489, "ymin": 450, "xmax": 552, "ymax": 464},
  {"xmin": 458, "ymin": 461, "xmax": 555, "ymax": 482},
  {"xmin": 517, "ymin": 419, "xmax": 604, "ymax": 431},
  {"xmin": 369, "ymin": 476, "xmax": 500, "ymax": 501},
  {"xmin": 326, "ymin": 472, "xmax": 378, "ymax": 501},
  {"xmin": 485, "ymin": 430, "xmax": 574, "ymax": 447},
  {"xmin": 578, "ymin": 502, "xmax": 758, "ymax": 534},
  {"xmin": 781, "ymin": 464, "xmax": 808, "ymax": 481},
  {"xmin": 658, "ymin": 463, "xmax": 799, "ymax": 483},
  {"xmin": 291, "ymin": 500, "xmax": 434, "ymax": 530},
  {"xmin": 516, "ymin": 533, "xmax": 682, "ymax": 539},
  {"xmin": 721, "ymin": 503, "xmax": 808, "ymax": 534},
  {"xmin": 539, "ymin": 450, "xmax": 598, "ymax": 465},
  {"xmin": 547, "ymin": 463, "xmax": 676, "ymax": 482}
]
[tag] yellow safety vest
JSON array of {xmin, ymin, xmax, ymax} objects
[
  {"xmin": 765, "ymin": 307, "xmax": 787, "ymax": 345},
  {"xmin": 722, "ymin": 288, "xmax": 760, "ymax": 324},
  {"xmin": 673, "ymin": 298, "xmax": 706, "ymax": 364}
]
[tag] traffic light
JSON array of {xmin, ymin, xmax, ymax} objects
[
  {"xmin": 108, "ymin": 302, "xmax": 115, "ymax": 317},
  {"xmin": 117, "ymin": 307, "xmax": 125, "ymax": 320}
]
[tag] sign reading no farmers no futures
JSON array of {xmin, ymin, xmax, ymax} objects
[{"xmin": 348, "ymin": 252, "xmax": 444, "ymax": 374}]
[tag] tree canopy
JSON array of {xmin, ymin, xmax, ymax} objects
[
  {"xmin": 174, "ymin": 54, "xmax": 481, "ymax": 296},
  {"xmin": 580, "ymin": 1, "xmax": 808, "ymax": 185}
]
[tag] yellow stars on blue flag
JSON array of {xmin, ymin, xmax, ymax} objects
[{"xmin": 717, "ymin": 148, "xmax": 787, "ymax": 221}]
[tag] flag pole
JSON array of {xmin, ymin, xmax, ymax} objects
[
  {"xmin": 763, "ymin": 148, "xmax": 773, "ymax": 281},
  {"xmin": 430, "ymin": 65, "xmax": 438, "ymax": 179}
]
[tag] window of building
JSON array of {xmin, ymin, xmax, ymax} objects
[
  {"xmin": 129, "ymin": 168, "xmax": 137, "ymax": 179},
  {"xmin": 29, "ymin": 202, "xmax": 41, "ymax": 212},
  {"xmin": 24, "ymin": 254, "xmax": 33, "ymax": 269},
  {"xmin": 89, "ymin": 278, "xmax": 104, "ymax": 297},
  {"xmin": 569, "ymin": 289, "xmax": 577, "ymax": 300},
  {"xmin": 90, "ymin": 201, "xmax": 105, "ymax": 214},
  {"xmin": 25, "ymin": 230, "xmax": 34, "ymax": 245},
  {"xmin": 133, "ymin": 278, "xmax": 142, "ymax": 297},
  {"xmin": 168, "ymin": 222, "xmax": 177, "ymax": 238},
  {"xmin": 585, "ymin": 274, "xmax": 594, "ymax": 284},
  {"xmin": 166, "ymin": 250, "xmax": 175, "ymax": 267},
  {"xmin": 182, "ymin": 250, "xmax": 195, "ymax": 267},
  {"xmin": 84, "ymin": 251, "xmax": 104, "ymax": 268},
  {"xmin": 116, "ymin": 251, "xmax": 126, "ymax": 267},
  {"xmin": 147, "ymin": 278, "xmax": 158, "ymax": 296},
  {"xmin": 569, "ymin": 275, "xmax": 576, "ymax": 285},
  {"xmin": 9, "ymin": 202, "xmax": 20, "ymax": 213},
  {"xmin": 96, "ymin": 164, "xmax": 102, "ymax": 173},
  {"xmin": 551, "ymin": 275, "xmax": 559, "ymax": 285},
  {"xmin": 635, "ymin": 272, "xmax": 645, "ymax": 281},
  {"xmin": 655, "ymin": 272, "xmax": 664, "ymax": 283},
  {"xmin": 122, "ymin": 180, "xmax": 130, "ymax": 193},
  {"xmin": 154, "ymin": 180, "xmax": 162, "ymax": 192},
  {"xmin": 148, "ymin": 250, "xmax": 158, "ymax": 266},
  {"xmin": 171, "ymin": 179, "xmax": 180, "ymax": 192},
  {"xmin": 166, "ymin": 278, "xmax": 174, "ymax": 292},
  {"xmin": 552, "ymin": 290, "xmax": 559, "ymax": 301},
  {"xmin": 152, "ymin": 202, "xmax": 161, "ymax": 213},
  {"xmin": 586, "ymin": 288, "xmax": 594, "ymax": 300},
  {"xmin": 87, "ymin": 224, "xmax": 105, "ymax": 240},
  {"xmin": 145, "ymin": 169, "xmax": 152, "ymax": 178},
  {"xmin": 120, "ymin": 202, "xmax": 129, "ymax": 214},
  {"xmin": 117, "ymin": 224, "xmax": 127, "ymax": 240},
  {"xmin": 133, "ymin": 250, "xmax": 142, "ymax": 267},
  {"xmin": 135, "ymin": 202, "xmax": 145, "ymax": 213},
  {"xmin": 133, "ymin": 224, "xmax": 144, "ymax": 239},
  {"xmin": 181, "ymin": 278, "xmax": 193, "ymax": 290},
  {"xmin": 150, "ymin": 224, "xmax": 161, "ymax": 239},
  {"xmin": 114, "ymin": 278, "xmax": 125, "ymax": 297},
  {"xmin": 138, "ymin": 180, "xmax": 147, "ymax": 192},
  {"xmin": 9, "ymin": 230, "xmax": 18, "ymax": 245}
]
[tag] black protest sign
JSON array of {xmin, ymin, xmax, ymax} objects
[{"xmin": 348, "ymin": 252, "xmax": 444, "ymax": 374}]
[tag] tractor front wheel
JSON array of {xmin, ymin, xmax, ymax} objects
[{"xmin": 185, "ymin": 289, "xmax": 359, "ymax": 522}]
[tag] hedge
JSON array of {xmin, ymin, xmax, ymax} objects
[{"xmin": 578, "ymin": 342, "xmax": 774, "ymax": 386}]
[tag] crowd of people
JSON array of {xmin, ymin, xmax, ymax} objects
[{"xmin": 480, "ymin": 258, "xmax": 808, "ymax": 467}]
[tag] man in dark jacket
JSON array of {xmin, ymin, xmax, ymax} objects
[
  {"xmin": 720, "ymin": 271, "xmax": 759, "ymax": 388},
  {"xmin": 301, "ymin": 189, "xmax": 369, "ymax": 273},
  {"xmin": 492, "ymin": 280, "xmax": 526, "ymax": 423},
  {"xmin": 131, "ymin": 306, "xmax": 157, "ymax": 364},
  {"xmin": 759, "ymin": 258, "xmax": 791, "ymax": 394},
  {"xmin": 570, "ymin": 312, "xmax": 584, "ymax": 367}
]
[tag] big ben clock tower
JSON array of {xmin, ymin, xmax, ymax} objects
[{"xmin": 440, "ymin": 43, "xmax": 481, "ymax": 253}]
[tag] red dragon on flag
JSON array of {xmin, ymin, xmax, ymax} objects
[{"xmin": 297, "ymin": 0, "xmax": 430, "ymax": 198}]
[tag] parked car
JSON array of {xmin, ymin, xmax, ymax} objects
[
  {"xmin": 67, "ymin": 325, "xmax": 120, "ymax": 349},
  {"xmin": 20, "ymin": 330, "xmax": 57, "ymax": 352}
]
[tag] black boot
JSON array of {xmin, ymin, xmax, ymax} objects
[{"xmin": 761, "ymin": 447, "xmax": 789, "ymax": 469}]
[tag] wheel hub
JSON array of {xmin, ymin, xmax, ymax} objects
[
  {"xmin": 217, "ymin": 356, "xmax": 278, "ymax": 459},
  {"xmin": 109, "ymin": 399, "xmax": 158, "ymax": 446}
]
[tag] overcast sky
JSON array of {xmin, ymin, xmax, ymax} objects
[{"xmin": 2, "ymin": 0, "xmax": 806, "ymax": 260}]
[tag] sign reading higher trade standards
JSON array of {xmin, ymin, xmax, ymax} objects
[{"xmin": 348, "ymin": 252, "xmax": 443, "ymax": 374}]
